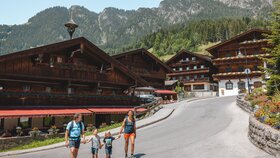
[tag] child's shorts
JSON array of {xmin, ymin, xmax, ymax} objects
[
  {"xmin": 105, "ymin": 147, "xmax": 112, "ymax": 155},
  {"xmin": 91, "ymin": 147, "xmax": 99, "ymax": 154}
]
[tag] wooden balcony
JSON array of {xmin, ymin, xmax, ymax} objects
[
  {"xmin": 167, "ymin": 68, "xmax": 210, "ymax": 76},
  {"xmin": 212, "ymin": 54, "xmax": 269, "ymax": 66},
  {"xmin": 0, "ymin": 64, "xmax": 133, "ymax": 85},
  {"xmin": 182, "ymin": 77, "xmax": 210, "ymax": 83},
  {"xmin": 212, "ymin": 71, "xmax": 263, "ymax": 80},
  {"xmin": 0, "ymin": 90, "xmax": 141, "ymax": 108},
  {"xmin": 169, "ymin": 60, "xmax": 203, "ymax": 67}
]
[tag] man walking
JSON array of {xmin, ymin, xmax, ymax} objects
[{"xmin": 65, "ymin": 113, "xmax": 86, "ymax": 158}]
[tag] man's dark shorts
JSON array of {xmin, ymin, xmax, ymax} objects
[{"xmin": 69, "ymin": 139, "xmax": 81, "ymax": 149}]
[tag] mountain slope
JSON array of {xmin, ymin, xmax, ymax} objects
[
  {"xmin": 0, "ymin": 0, "xmax": 272, "ymax": 55},
  {"xmin": 122, "ymin": 18, "xmax": 267, "ymax": 60}
]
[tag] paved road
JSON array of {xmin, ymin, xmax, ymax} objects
[{"xmin": 3, "ymin": 96, "xmax": 274, "ymax": 158}]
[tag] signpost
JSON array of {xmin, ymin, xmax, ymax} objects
[{"xmin": 244, "ymin": 68, "xmax": 251, "ymax": 94}]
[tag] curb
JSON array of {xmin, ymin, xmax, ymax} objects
[
  {"xmin": 0, "ymin": 96, "xmax": 213, "ymax": 157},
  {"xmin": 136, "ymin": 109, "xmax": 175, "ymax": 129},
  {"xmin": 0, "ymin": 110, "xmax": 175, "ymax": 157}
]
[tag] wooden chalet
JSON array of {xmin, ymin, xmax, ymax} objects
[
  {"xmin": 206, "ymin": 29, "xmax": 271, "ymax": 96},
  {"xmin": 166, "ymin": 50, "xmax": 217, "ymax": 93},
  {"xmin": 0, "ymin": 37, "xmax": 148, "ymax": 132},
  {"xmin": 113, "ymin": 48, "xmax": 172, "ymax": 89}
]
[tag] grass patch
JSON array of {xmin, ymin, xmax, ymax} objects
[
  {"xmin": 196, "ymin": 42, "xmax": 220, "ymax": 56},
  {"xmin": 1, "ymin": 122, "xmax": 122, "ymax": 152},
  {"xmin": 2, "ymin": 137, "xmax": 65, "ymax": 152}
]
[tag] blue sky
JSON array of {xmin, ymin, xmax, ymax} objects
[{"xmin": 1, "ymin": 0, "xmax": 163, "ymax": 25}]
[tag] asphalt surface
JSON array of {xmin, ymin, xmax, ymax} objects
[{"xmin": 2, "ymin": 96, "xmax": 274, "ymax": 158}]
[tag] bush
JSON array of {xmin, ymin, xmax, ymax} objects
[
  {"xmin": 253, "ymin": 91, "xmax": 280, "ymax": 129},
  {"xmin": 265, "ymin": 117, "xmax": 279, "ymax": 126},
  {"xmin": 272, "ymin": 92, "xmax": 280, "ymax": 103}
]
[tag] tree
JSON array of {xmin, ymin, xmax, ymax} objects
[{"xmin": 264, "ymin": 1, "xmax": 280, "ymax": 95}]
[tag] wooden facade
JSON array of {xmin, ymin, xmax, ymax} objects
[
  {"xmin": 0, "ymin": 37, "xmax": 148, "ymax": 131},
  {"xmin": 0, "ymin": 37, "xmax": 147, "ymax": 108},
  {"xmin": 113, "ymin": 49, "xmax": 172, "ymax": 89},
  {"xmin": 166, "ymin": 50, "xmax": 217, "ymax": 92},
  {"xmin": 206, "ymin": 29, "xmax": 271, "ymax": 96}
]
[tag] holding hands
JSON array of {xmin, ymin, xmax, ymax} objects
[
  {"xmin": 81, "ymin": 139, "xmax": 86, "ymax": 144},
  {"xmin": 117, "ymin": 134, "xmax": 121, "ymax": 139},
  {"xmin": 65, "ymin": 141, "xmax": 69, "ymax": 148}
]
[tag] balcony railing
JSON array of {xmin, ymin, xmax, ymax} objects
[
  {"xmin": 170, "ymin": 60, "xmax": 202, "ymax": 67},
  {"xmin": 0, "ymin": 64, "xmax": 134, "ymax": 85},
  {"xmin": 0, "ymin": 90, "xmax": 140, "ymax": 108},
  {"xmin": 173, "ymin": 67, "xmax": 210, "ymax": 73},
  {"xmin": 181, "ymin": 77, "xmax": 210, "ymax": 83}
]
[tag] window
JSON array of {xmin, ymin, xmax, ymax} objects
[
  {"xmin": 63, "ymin": 116, "xmax": 72, "ymax": 125},
  {"xmin": 68, "ymin": 87, "xmax": 74, "ymax": 94},
  {"xmin": 185, "ymin": 85, "xmax": 191, "ymax": 91},
  {"xmin": 238, "ymin": 66, "xmax": 244, "ymax": 72},
  {"xmin": 194, "ymin": 75, "xmax": 197, "ymax": 79},
  {"xmin": 201, "ymin": 65, "xmax": 205, "ymax": 69},
  {"xmin": 192, "ymin": 57, "xmax": 196, "ymax": 61},
  {"xmin": 186, "ymin": 67, "xmax": 190, "ymax": 70},
  {"xmin": 57, "ymin": 56, "xmax": 63, "ymax": 63},
  {"xmin": 97, "ymin": 89, "xmax": 103, "ymax": 95},
  {"xmin": 18, "ymin": 117, "xmax": 32, "ymax": 129},
  {"xmin": 46, "ymin": 87, "xmax": 52, "ymax": 93},
  {"xmin": 238, "ymin": 81, "xmax": 246, "ymax": 89},
  {"xmin": 0, "ymin": 119, "xmax": 4, "ymax": 130},
  {"xmin": 43, "ymin": 117, "xmax": 55, "ymax": 127},
  {"xmin": 23, "ymin": 85, "xmax": 31, "ymax": 92},
  {"xmin": 193, "ymin": 66, "xmax": 197, "ymax": 70},
  {"xmin": 201, "ymin": 74, "xmax": 204, "ymax": 78},
  {"xmin": 186, "ymin": 58, "xmax": 189, "ymax": 61},
  {"xmin": 179, "ymin": 67, "xmax": 183, "ymax": 71},
  {"xmin": 186, "ymin": 76, "xmax": 190, "ymax": 80},
  {"xmin": 226, "ymin": 81, "xmax": 233, "ymax": 90},
  {"xmin": 173, "ymin": 68, "xmax": 176, "ymax": 71},
  {"xmin": 179, "ymin": 76, "xmax": 183, "ymax": 80},
  {"xmin": 193, "ymin": 84, "xmax": 205, "ymax": 90},
  {"xmin": 172, "ymin": 77, "xmax": 176, "ymax": 80},
  {"xmin": 0, "ymin": 84, "xmax": 3, "ymax": 91},
  {"xmin": 225, "ymin": 66, "xmax": 232, "ymax": 72},
  {"xmin": 50, "ymin": 57, "xmax": 54, "ymax": 68},
  {"xmin": 226, "ymin": 53, "xmax": 231, "ymax": 57}
]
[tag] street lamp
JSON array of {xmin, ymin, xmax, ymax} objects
[
  {"xmin": 238, "ymin": 47, "xmax": 251, "ymax": 94},
  {"xmin": 64, "ymin": 12, "xmax": 78, "ymax": 39}
]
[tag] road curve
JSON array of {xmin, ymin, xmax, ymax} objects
[{"xmin": 3, "ymin": 96, "xmax": 274, "ymax": 158}]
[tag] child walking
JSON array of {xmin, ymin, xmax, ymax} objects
[
  {"xmin": 103, "ymin": 131, "xmax": 120, "ymax": 158},
  {"xmin": 87, "ymin": 129, "xmax": 103, "ymax": 158}
]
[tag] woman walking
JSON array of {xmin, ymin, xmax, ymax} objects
[{"xmin": 118, "ymin": 110, "xmax": 136, "ymax": 158}]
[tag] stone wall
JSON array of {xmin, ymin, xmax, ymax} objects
[
  {"xmin": 0, "ymin": 136, "xmax": 43, "ymax": 151},
  {"xmin": 236, "ymin": 95, "xmax": 254, "ymax": 113},
  {"xmin": 236, "ymin": 95, "xmax": 280, "ymax": 156},
  {"xmin": 248, "ymin": 116, "xmax": 280, "ymax": 156},
  {"xmin": 0, "ymin": 134, "xmax": 64, "ymax": 151}
]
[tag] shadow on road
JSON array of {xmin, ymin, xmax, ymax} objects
[{"xmin": 134, "ymin": 153, "xmax": 146, "ymax": 158}]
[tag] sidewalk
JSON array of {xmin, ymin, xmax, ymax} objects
[{"xmin": 0, "ymin": 96, "xmax": 213, "ymax": 157}]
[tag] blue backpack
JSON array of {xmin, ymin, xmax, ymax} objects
[{"xmin": 68, "ymin": 121, "xmax": 83, "ymax": 138}]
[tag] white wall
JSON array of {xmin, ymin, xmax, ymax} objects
[{"xmin": 218, "ymin": 77, "xmax": 263, "ymax": 96}]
